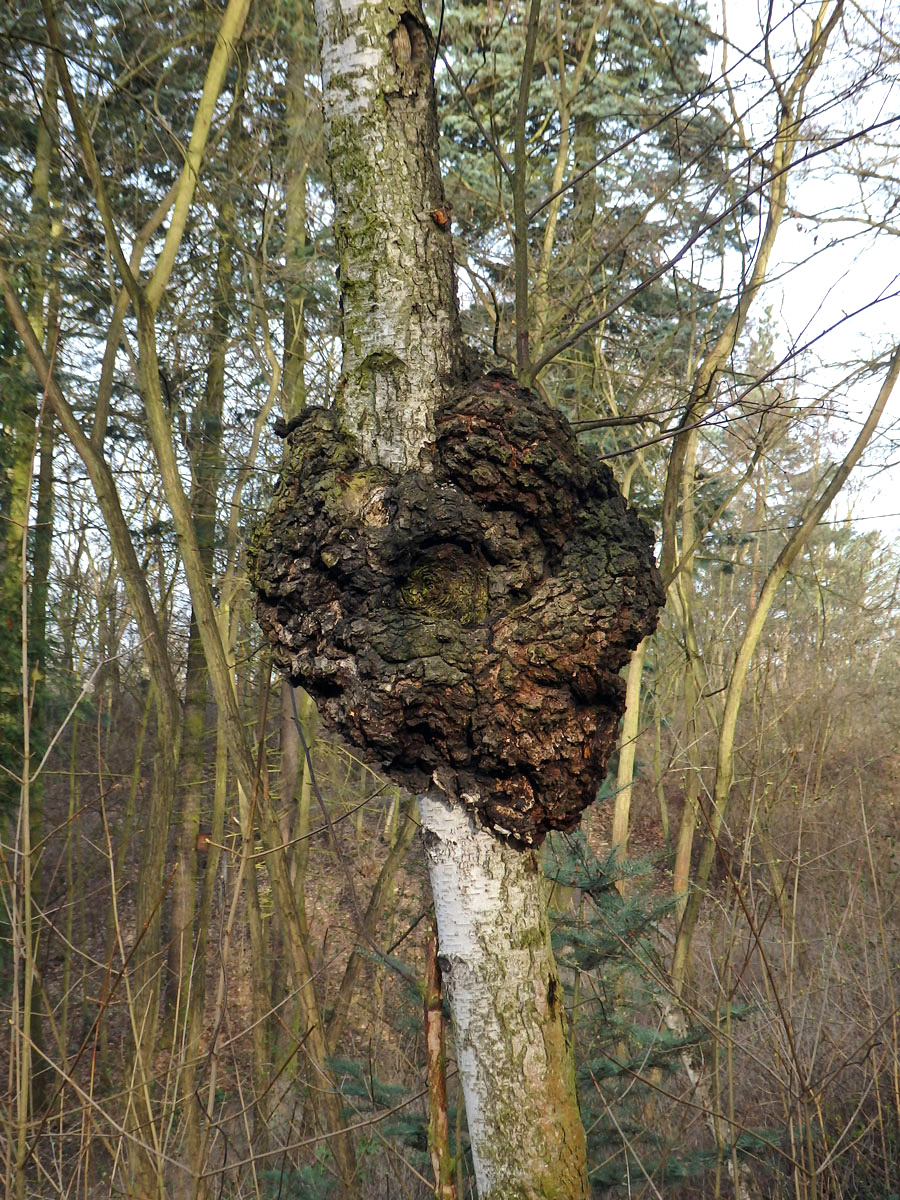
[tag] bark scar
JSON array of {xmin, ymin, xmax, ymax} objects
[{"xmin": 389, "ymin": 14, "xmax": 427, "ymax": 93}]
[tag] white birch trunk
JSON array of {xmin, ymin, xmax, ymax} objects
[
  {"xmin": 420, "ymin": 794, "xmax": 590, "ymax": 1198},
  {"xmin": 312, "ymin": 2, "xmax": 591, "ymax": 1194},
  {"xmin": 314, "ymin": 0, "xmax": 460, "ymax": 473}
]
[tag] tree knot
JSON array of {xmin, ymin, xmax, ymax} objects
[{"xmin": 250, "ymin": 377, "xmax": 663, "ymax": 845}]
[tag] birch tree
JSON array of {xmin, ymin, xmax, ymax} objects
[{"xmin": 250, "ymin": 1, "xmax": 662, "ymax": 1195}]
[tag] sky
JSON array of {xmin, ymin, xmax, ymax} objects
[{"xmin": 707, "ymin": 0, "xmax": 900, "ymax": 533}]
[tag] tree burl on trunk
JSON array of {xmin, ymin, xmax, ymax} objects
[{"xmin": 250, "ymin": 374, "xmax": 663, "ymax": 844}]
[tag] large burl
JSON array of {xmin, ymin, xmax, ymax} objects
[{"xmin": 250, "ymin": 375, "xmax": 663, "ymax": 845}]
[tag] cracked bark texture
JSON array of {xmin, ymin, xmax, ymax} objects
[{"xmin": 251, "ymin": 376, "xmax": 662, "ymax": 845}]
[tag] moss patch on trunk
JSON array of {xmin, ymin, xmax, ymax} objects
[{"xmin": 250, "ymin": 374, "xmax": 663, "ymax": 845}]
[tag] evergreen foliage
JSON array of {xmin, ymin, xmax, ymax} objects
[
  {"xmin": 544, "ymin": 830, "xmax": 775, "ymax": 1196},
  {"xmin": 261, "ymin": 1159, "xmax": 336, "ymax": 1199},
  {"xmin": 437, "ymin": 0, "xmax": 736, "ymax": 427}
]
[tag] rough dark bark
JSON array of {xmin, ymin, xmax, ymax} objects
[{"xmin": 251, "ymin": 373, "xmax": 662, "ymax": 845}]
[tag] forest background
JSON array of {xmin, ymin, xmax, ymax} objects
[{"xmin": 1, "ymin": 0, "xmax": 899, "ymax": 1197}]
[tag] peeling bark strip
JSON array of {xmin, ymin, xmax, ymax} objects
[
  {"xmin": 424, "ymin": 921, "xmax": 456, "ymax": 1199},
  {"xmin": 250, "ymin": 375, "xmax": 662, "ymax": 844}
]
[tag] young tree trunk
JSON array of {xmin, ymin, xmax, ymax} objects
[{"xmin": 176, "ymin": 175, "xmax": 233, "ymax": 1179}]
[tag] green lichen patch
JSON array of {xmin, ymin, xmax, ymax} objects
[{"xmin": 250, "ymin": 375, "xmax": 663, "ymax": 845}]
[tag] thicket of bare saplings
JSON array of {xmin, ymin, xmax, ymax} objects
[{"xmin": 2, "ymin": 0, "xmax": 899, "ymax": 1197}]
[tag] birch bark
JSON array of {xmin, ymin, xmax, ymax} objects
[{"xmin": 314, "ymin": 0, "xmax": 461, "ymax": 471}]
